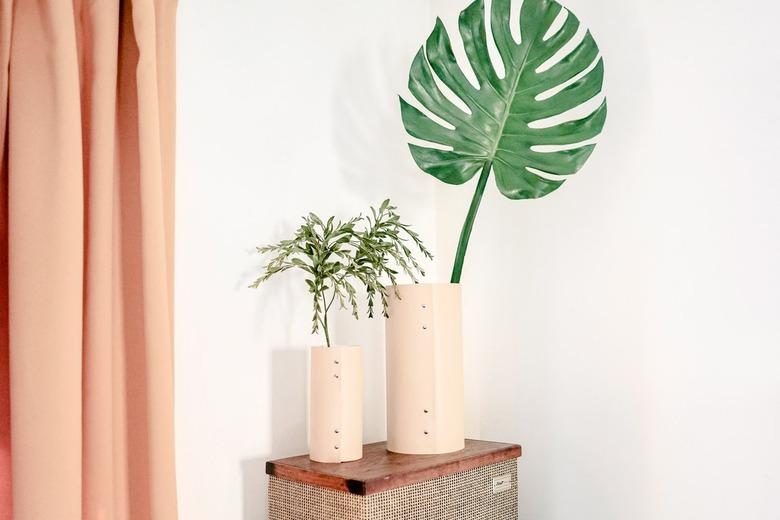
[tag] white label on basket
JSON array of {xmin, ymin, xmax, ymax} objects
[{"xmin": 492, "ymin": 474, "xmax": 512, "ymax": 494}]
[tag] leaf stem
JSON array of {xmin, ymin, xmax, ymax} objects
[{"xmin": 451, "ymin": 162, "xmax": 492, "ymax": 284}]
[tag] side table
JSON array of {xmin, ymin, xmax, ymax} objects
[{"xmin": 266, "ymin": 439, "xmax": 521, "ymax": 520}]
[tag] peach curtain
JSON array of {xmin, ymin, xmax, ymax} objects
[{"xmin": 0, "ymin": 0, "xmax": 178, "ymax": 519}]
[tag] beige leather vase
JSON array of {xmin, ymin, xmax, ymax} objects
[
  {"xmin": 309, "ymin": 345, "xmax": 363, "ymax": 463},
  {"xmin": 385, "ymin": 284, "xmax": 465, "ymax": 454}
]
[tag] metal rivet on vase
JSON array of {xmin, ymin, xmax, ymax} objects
[
  {"xmin": 421, "ymin": 304, "xmax": 427, "ymax": 309},
  {"xmin": 422, "ymin": 325, "xmax": 428, "ymax": 330},
  {"xmin": 334, "ymin": 429, "xmax": 340, "ymax": 434},
  {"xmin": 424, "ymin": 409, "xmax": 429, "ymax": 414},
  {"xmin": 424, "ymin": 431, "xmax": 429, "ymax": 435},
  {"xmin": 334, "ymin": 360, "xmax": 339, "ymax": 365},
  {"xmin": 334, "ymin": 446, "xmax": 339, "ymax": 450},
  {"xmin": 334, "ymin": 374, "xmax": 339, "ymax": 379}
]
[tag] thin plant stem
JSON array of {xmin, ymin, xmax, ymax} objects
[
  {"xmin": 321, "ymin": 292, "xmax": 332, "ymax": 348},
  {"xmin": 451, "ymin": 162, "xmax": 492, "ymax": 284}
]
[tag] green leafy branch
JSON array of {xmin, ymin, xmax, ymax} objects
[{"xmin": 250, "ymin": 200, "xmax": 432, "ymax": 347}]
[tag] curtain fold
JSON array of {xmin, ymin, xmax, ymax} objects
[{"xmin": 0, "ymin": 0, "xmax": 179, "ymax": 519}]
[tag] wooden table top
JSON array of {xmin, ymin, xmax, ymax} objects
[{"xmin": 265, "ymin": 439, "xmax": 521, "ymax": 496}]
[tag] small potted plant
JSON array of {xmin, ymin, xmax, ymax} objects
[{"xmin": 251, "ymin": 200, "xmax": 431, "ymax": 463}]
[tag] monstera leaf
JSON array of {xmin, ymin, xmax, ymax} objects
[{"xmin": 401, "ymin": 0, "xmax": 607, "ymax": 282}]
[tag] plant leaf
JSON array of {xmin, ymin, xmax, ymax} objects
[{"xmin": 401, "ymin": 0, "xmax": 606, "ymax": 200}]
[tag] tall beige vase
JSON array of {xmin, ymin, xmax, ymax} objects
[
  {"xmin": 385, "ymin": 284, "xmax": 465, "ymax": 454},
  {"xmin": 309, "ymin": 346, "xmax": 363, "ymax": 463}
]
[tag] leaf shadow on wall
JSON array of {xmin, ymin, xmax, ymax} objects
[
  {"xmin": 239, "ymin": 220, "xmax": 310, "ymax": 348},
  {"xmin": 331, "ymin": 44, "xmax": 433, "ymax": 208}
]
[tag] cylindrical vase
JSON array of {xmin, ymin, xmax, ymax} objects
[
  {"xmin": 309, "ymin": 345, "xmax": 363, "ymax": 463},
  {"xmin": 385, "ymin": 283, "xmax": 465, "ymax": 455}
]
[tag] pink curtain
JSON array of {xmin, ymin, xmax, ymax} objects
[{"xmin": 0, "ymin": 0, "xmax": 179, "ymax": 519}]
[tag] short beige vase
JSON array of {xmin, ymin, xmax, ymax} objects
[
  {"xmin": 309, "ymin": 345, "xmax": 363, "ymax": 463},
  {"xmin": 385, "ymin": 283, "xmax": 465, "ymax": 454}
]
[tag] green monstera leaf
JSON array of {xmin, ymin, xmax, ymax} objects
[{"xmin": 401, "ymin": 0, "xmax": 607, "ymax": 282}]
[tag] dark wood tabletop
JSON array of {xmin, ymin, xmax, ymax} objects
[{"xmin": 265, "ymin": 439, "xmax": 521, "ymax": 496}]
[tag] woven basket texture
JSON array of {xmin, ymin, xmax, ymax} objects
[{"xmin": 269, "ymin": 459, "xmax": 518, "ymax": 520}]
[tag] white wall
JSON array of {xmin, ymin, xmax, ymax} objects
[
  {"xmin": 177, "ymin": 1, "xmax": 780, "ymax": 519},
  {"xmin": 175, "ymin": 2, "xmax": 438, "ymax": 519}
]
